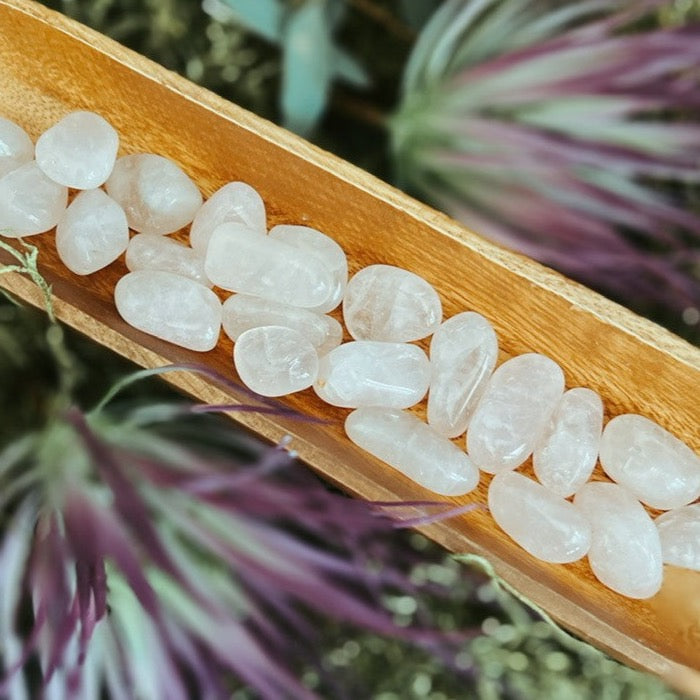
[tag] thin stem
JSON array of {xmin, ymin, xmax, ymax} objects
[{"xmin": 347, "ymin": 0, "xmax": 416, "ymax": 41}]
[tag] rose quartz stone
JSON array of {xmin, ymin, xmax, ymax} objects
[
  {"xmin": 0, "ymin": 116, "xmax": 34, "ymax": 179},
  {"xmin": 126, "ymin": 233, "xmax": 210, "ymax": 286}
]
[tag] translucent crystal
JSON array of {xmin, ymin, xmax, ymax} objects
[
  {"xmin": 655, "ymin": 504, "xmax": 700, "ymax": 571},
  {"xmin": 428, "ymin": 312, "xmax": 498, "ymax": 438},
  {"xmin": 115, "ymin": 270, "xmax": 221, "ymax": 351},
  {"xmin": 35, "ymin": 111, "xmax": 118, "ymax": 189},
  {"xmin": 56, "ymin": 189, "xmax": 129, "ymax": 275},
  {"xmin": 599, "ymin": 414, "xmax": 700, "ymax": 510},
  {"xmin": 467, "ymin": 353, "xmax": 564, "ymax": 473},
  {"xmin": 345, "ymin": 407, "xmax": 479, "ymax": 496},
  {"xmin": 488, "ymin": 471, "xmax": 591, "ymax": 563},
  {"xmin": 106, "ymin": 154, "xmax": 202, "ymax": 235},
  {"xmin": 0, "ymin": 116, "xmax": 34, "ymax": 179},
  {"xmin": 343, "ymin": 264, "xmax": 442, "ymax": 342},
  {"xmin": 233, "ymin": 325, "xmax": 319, "ymax": 397},
  {"xmin": 126, "ymin": 233, "xmax": 210, "ymax": 286}
]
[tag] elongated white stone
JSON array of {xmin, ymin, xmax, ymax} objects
[
  {"xmin": 35, "ymin": 111, "xmax": 118, "ymax": 189},
  {"xmin": 222, "ymin": 294, "xmax": 342, "ymax": 356},
  {"xmin": 574, "ymin": 482, "xmax": 663, "ymax": 599},
  {"xmin": 599, "ymin": 414, "xmax": 700, "ymax": 510},
  {"xmin": 655, "ymin": 504, "xmax": 700, "ymax": 571},
  {"xmin": 189, "ymin": 181, "xmax": 266, "ymax": 253},
  {"xmin": 428, "ymin": 312, "xmax": 498, "ymax": 438},
  {"xmin": 345, "ymin": 408, "xmax": 479, "ymax": 496},
  {"xmin": 314, "ymin": 341, "xmax": 430, "ymax": 409},
  {"xmin": 533, "ymin": 388, "xmax": 603, "ymax": 497},
  {"xmin": 488, "ymin": 471, "xmax": 591, "ymax": 563},
  {"xmin": 269, "ymin": 224, "xmax": 347, "ymax": 312},
  {"xmin": 0, "ymin": 117, "xmax": 34, "ymax": 179},
  {"xmin": 126, "ymin": 233, "xmax": 210, "ymax": 286},
  {"xmin": 234, "ymin": 325, "xmax": 318, "ymax": 397},
  {"xmin": 205, "ymin": 223, "xmax": 335, "ymax": 308},
  {"xmin": 343, "ymin": 264, "xmax": 442, "ymax": 342},
  {"xmin": 56, "ymin": 189, "xmax": 129, "ymax": 275},
  {"xmin": 106, "ymin": 154, "xmax": 202, "ymax": 235},
  {"xmin": 115, "ymin": 270, "xmax": 221, "ymax": 351},
  {"xmin": 0, "ymin": 161, "xmax": 67, "ymax": 237},
  {"xmin": 467, "ymin": 353, "xmax": 564, "ymax": 474}
]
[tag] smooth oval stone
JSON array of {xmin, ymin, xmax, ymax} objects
[
  {"xmin": 467, "ymin": 353, "xmax": 565, "ymax": 474},
  {"xmin": 189, "ymin": 181, "xmax": 266, "ymax": 253},
  {"xmin": 343, "ymin": 264, "xmax": 442, "ymax": 342},
  {"xmin": 56, "ymin": 189, "xmax": 129, "ymax": 275},
  {"xmin": 106, "ymin": 154, "xmax": 202, "ymax": 235},
  {"xmin": 126, "ymin": 233, "xmax": 210, "ymax": 286},
  {"xmin": 35, "ymin": 111, "xmax": 118, "ymax": 189},
  {"xmin": 269, "ymin": 224, "xmax": 348, "ymax": 313},
  {"xmin": 574, "ymin": 482, "xmax": 663, "ymax": 599},
  {"xmin": 655, "ymin": 504, "xmax": 700, "ymax": 571},
  {"xmin": 205, "ymin": 223, "xmax": 335, "ymax": 308},
  {"xmin": 533, "ymin": 388, "xmax": 603, "ymax": 497},
  {"xmin": 234, "ymin": 325, "xmax": 318, "ymax": 397},
  {"xmin": 115, "ymin": 270, "xmax": 221, "ymax": 351},
  {"xmin": 222, "ymin": 294, "xmax": 342, "ymax": 356},
  {"xmin": 345, "ymin": 407, "xmax": 479, "ymax": 496},
  {"xmin": 428, "ymin": 312, "xmax": 498, "ymax": 438},
  {"xmin": 314, "ymin": 341, "xmax": 430, "ymax": 409},
  {"xmin": 0, "ymin": 116, "xmax": 34, "ymax": 179},
  {"xmin": 599, "ymin": 414, "xmax": 700, "ymax": 510},
  {"xmin": 0, "ymin": 161, "xmax": 67, "ymax": 237},
  {"xmin": 488, "ymin": 471, "xmax": 591, "ymax": 563}
]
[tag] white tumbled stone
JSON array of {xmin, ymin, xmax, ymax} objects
[
  {"xmin": 189, "ymin": 181, "xmax": 266, "ymax": 253},
  {"xmin": 126, "ymin": 233, "xmax": 210, "ymax": 286},
  {"xmin": 0, "ymin": 116, "xmax": 34, "ymax": 179},
  {"xmin": 222, "ymin": 294, "xmax": 342, "ymax": 356},
  {"xmin": 345, "ymin": 407, "xmax": 479, "ymax": 496},
  {"xmin": 56, "ymin": 189, "xmax": 129, "ymax": 275},
  {"xmin": 0, "ymin": 161, "xmax": 67, "ymax": 237},
  {"xmin": 428, "ymin": 312, "xmax": 498, "ymax": 438},
  {"xmin": 205, "ymin": 223, "xmax": 335, "ymax": 308},
  {"xmin": 655, "ymin": 504, "xmax": 700, "ymax": 571},
  {"xmin": 314, "ymin": 341, "xmax": 430, "ymax": 409},
  {"xmin": 599, "ymin": 414, "xmax": 700, "ymax": 510},
  {"xmin": 35, "ymin": 111, "xmax": 118, "ymax": 189},
  {"xmin": 343, "ymin": 264, "xmax": 442, "ymax": 342},
  {"xmin": 467, "ymin": 353, "xmax": 565, "ymax": 474},
  {"xmin": 533, "ymin": 388, "xmax": 603, "ymax": 497},
  {"xmin": 115, "ymin": 270, "xmax": 221, "ymax": 351},
  {"xmin": 106, "ymin": 154, "xmax": 202, "ymax": 235},
  {"xmin": 489, "ymin": 471, "xmax": 591, "ymax": 563},
  {"xmin": 233, "ymin": 325, "xmax": 318, "ymax": 397},
  {"xmin": 574, "ymin": 482, "xmax": 663, "ymax": 599}
]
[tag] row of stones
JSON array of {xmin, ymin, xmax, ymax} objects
[{"xmin": 1, "ymin": 112, "xmax": 698, "ymax": 600}]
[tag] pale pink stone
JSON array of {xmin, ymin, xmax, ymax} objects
[
  {"xmin": 126, "ymin": 233, "xmax": 211, "ymax": 286},
  {"xmin": 655, "ymin": 504, "xmax": 700, "ymax": 571},
  {"xmin": 0, "ymin": 116, "xmax": 34, "ymax": 179}
]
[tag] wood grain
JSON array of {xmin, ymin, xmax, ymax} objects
[{"xmin": 0, "ymin": 0, "xmax": 698, "ymax": 691}]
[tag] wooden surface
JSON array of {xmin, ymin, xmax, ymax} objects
[{"xmin": 1, "ymin": 0, "xmax": 699, "ymax": 691}]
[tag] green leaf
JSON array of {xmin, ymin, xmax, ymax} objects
[
  {"xmin": 332, "ymin": 45, "xmax": 370, "ymax": 88},
  {"xmin": 216, "ymin": 0, "xmax": 284, "ymax": 43}
]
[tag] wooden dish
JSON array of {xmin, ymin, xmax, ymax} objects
[{"xmin": 1, "ymin": 0, "xmax": 699, "ymax": 691}]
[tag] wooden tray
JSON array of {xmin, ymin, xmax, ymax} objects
[{"xmin": 1, "ymin": 0, "xmax": 699, "ymax": 691}]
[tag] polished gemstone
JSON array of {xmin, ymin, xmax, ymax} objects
[
  {"xmin": 126, "ymin": 233, "xmax": 210, "ymax": 286},
  {"xmin": 0, "ymin": 116, "xmax": 34, "ymax": 179},
  {"xmin": 655, "ymin": 504, "xmax": 700, "ymax": 571}
]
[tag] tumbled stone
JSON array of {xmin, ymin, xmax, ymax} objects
[
  {"xmin": 574, "ymin": 482, "xmax": 663, "ymax": 599},
  {"xmin": 189, "ymin": 181, "xmax": 266, "ymax": 253},
  {"xmin": 269, "ymin": 224, "xmax": 347, "ymax": 312},
  {"xmin": 0, "ymin": 161, "xmax": 67, "ymax": 237},
  {"xmin": 233, "ymin": 325, "xmax": 318, "ymax": 397},
  {"xmin": 489, "ymin": 471, "xmax": 591, "ymax": 563},
  {"xmin": 345, "ymin": 407, "xmax": 479, "ymax": 496},
  {"xmin": 343, "ymin": 264, "xmax": 442, "ymax": 342},
  {"xmin": 205, "ymin": 223, "xmax": 335, "ymax": 308},
  {"xmin": 599, "ymin": 414, "xmax": 700, "ymax": 510},
  {"xmin": 533, "ymin": 388, "xmax": 603, "ymax": 497},
  {"xmin": 467, "ymin": 353, "xmax": 564, "ymax": 473},
  {"xmin": 655, "ymin": 504, "xmax": 700, "ymax": 571},
  {"xmin": 35, "ymin": 111, "xmax": 118, "ymax": 189},
  {"xmin": 314, "ymin": 341, "xmax": 430, "ymax": 409},
  {"xmin": 106, "ymin": 154, "xmax": 202, "ymax": 235},
  {"xmin": 56, "ymin": 189, "xmax": 129, "ymax": 275},
  {"xmin": 222, "ymin": 294, "xmax": 342, "ymax": 356},
  {"xmin": 126, "ymin": 233, "xmax": 210, "ymax": 286},
  {"xmin": 115, "ymin": 270, "xmax": 221, "ymax": 351},
  {"xmin": 428, "ymin": 312, "xmax": 498, "ymax": 438},
  {"xmin": 0, "ymin": 116, "xmax": 34, "ymax": 179}
]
